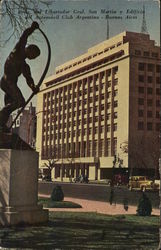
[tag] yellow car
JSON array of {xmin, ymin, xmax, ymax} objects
[{"xmin": 128, "ymin": 176, "xmax": 159, "ymax": 191}]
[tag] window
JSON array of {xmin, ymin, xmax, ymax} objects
[
  {"xmin": 95, "ymin": 85, "xmax": 99, "ymax": 91},
  {"xmin": 100, "ymin": 115, "xmax": 104, "ymax": 121},
  {"xmin": 89, "ymin": 117, "xmax": 92, "ymax": 123},
  {"xmin": 147, "ymin": 88, "xmax": 153, "ymax": 94},
  {"xmin": 147, "ymin": 99, "xmax": 153, "ymax": 106},
  {"xmin": 147, "ymin": 122, "xmax": 153, "ymax": 131},
  {"xmin": 156, "ymin": 65, "xmax": 160, "ymax": 73},
  {"xmin": 138, "ymin": 122, "xmax": 144, "ymax": 130},
  {"xmin": 106, "ymin": 139, "xmax": 111, "ymax": 156},
  {"xmin": 93, "ymin": 140, "xmax": 97, "ymax": 157},
  {"xmin": 107, "ymin": 125, "xmax": 110, "ymax": 132},
  {"xmin": 101, "ymin": 104, "xmax": 104, "ymax": 111},
  {"xmin": 95, "ymin": 96, "xmax": 98, "ymax": 101},
  {"xmin": 147, "ymin": 64, "xmax": 154, "ymax": 72},
  {"xmin": 113, "ymin": 138, "xmax": 117, "ymax": 155},
  {"xmin": 135, "ymin": 50, "xmax": 141, "ymax": 55},
  {"xmin": 138, "ymin": 87, "xmax": 144, "ymax": 93},
  {"xmin": 114, "ymin": 101, "xmax": 118, "ymax": 108},
  {"xmin": 107, "ymin": 70, "xmax": 111, "ymax": 77},
  {"xmin": 107, "ymin": 103, "xmax": 111, "ymax": 109},
  {"xmin": 100, "ymin": 126, "xmax": 104, "ymax": 133},
  {"xmin": 156, "ymin": 88, "xmax": 160, "ymax": 95},
  {"xmin": 107, "ymin": 81, "xmax": 111, "ymax": 87},
  {"xmin": 152, "ymin": 52, "xmax": 158, "ymax": 58},
  {"xmin": 156, "ymin": 100, "xmax": 160, "ymax": 107},
  {"xmin": 114, "ymin": 112, "xmax": 118, "ymax": 119},
  {"xmin": 147, "ymin": 111, "xmax": 152, "ymax": 117},
  {"xmin": 147, "ymin": 76, "xmax": 153, "ymax": 83},
  {"xmin": 138, "ymin": 98, "xmax": 144, "ymax": 105},
  {"xmin": 114, "ymin": 90, "xmax": 118, "ymax": 97},
  {"xmin": 138, "ymin": 110, "xmax": 144, "ymax": 117},
  {"xmin": 144, "ymin": 51, "xmax": 150, "ymax": 57},
  {"xmin": 95, "ymin": 117, "xmax": 98, "ymax": 122},
  {"xmin": 113, "ymin": 66, "xmax": 118, "ymax": 74},
  {"xmin": 138, "ymin": 63, "xmax": 145, "ymax": 71},
  {"xmin": 138, "ymin": 75, "xmax": 144, "ymax": 82},
  {"xmin": 113, "ymin": 123, "xmax": 117, "ymax": 131},
  {"xmin": 156, "ymin": 123, "xmax": 160, "ymax": 131},
  {"xmin": 108, "ymin": 92, "xmax": 111, "ymax": 98},
  {"xmin": 156, "ymin": 77, "xmax": 160, "ymax": 84},
  {"xmin": 99, "ymin": 140, "xmax": 104, "ymax": 157},
  {"xmin": 156, "ymin": 111, "xmax": 160, "ymax": 119},
  {"xmin": 114, "ymin": 79, "xmax": 118, "ymax": 85}
]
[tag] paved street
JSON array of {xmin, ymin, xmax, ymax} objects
[{"xmin": 39, "ymin": 181, "xmax": 160, "ymax": 208}]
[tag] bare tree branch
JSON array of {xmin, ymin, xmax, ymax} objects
[{"xmin": 0, "ymin": 0, "xmax": 51, "ymax": 46}]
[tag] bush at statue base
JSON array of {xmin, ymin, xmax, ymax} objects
[
  {"xmin": 51, "ymin": 185, "xmax": 64, "ymax": 201},
  {"xmin": 137, "ymin": 192, "xmax": 152, "ymax": 216}
]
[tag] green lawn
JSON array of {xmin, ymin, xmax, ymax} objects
[
  {"xmin": 38, "ymin": 197, "xmax": 82, "ymax": 208},
  {"xmin": 0, "ymin": 212, "xmax": 159, "ymax": 249}
]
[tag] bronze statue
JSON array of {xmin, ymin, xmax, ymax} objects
[{"xmin": 0, "ymin": 22, "xmax": 40, "ymax": 133}]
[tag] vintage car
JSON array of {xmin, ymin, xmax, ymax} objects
[{"xmin": 128, "ymin": 176, "xmax": 159, "ymax": 191}]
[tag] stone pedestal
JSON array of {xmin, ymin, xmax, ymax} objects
[{"xmin": 0, "ymin": 149, "xmax": 48, "ymax": 226}]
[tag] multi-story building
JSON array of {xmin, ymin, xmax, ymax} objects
[
  {"xmin": 36, "ymin": 31, "xmax": 160, "ymax": 181},
  {"xmin": 11, "ymin": 102, "xmax": 36, "ymax": 148}
]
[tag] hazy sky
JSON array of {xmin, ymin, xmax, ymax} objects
[{"xmin": 0, "ymin": 0, "xmax": 160, "ymax": 108}]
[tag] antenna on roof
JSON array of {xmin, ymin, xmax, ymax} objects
[
  {"xmin": 106, "ymin": 17, "xmax": 109, "ymax": 39},
  {"xmin": 141, "ymin": 5, "xmax": 148, "ymax": 34}
]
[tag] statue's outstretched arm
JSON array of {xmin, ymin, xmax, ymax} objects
[{"xmin": 15, "ymin": 22, "xmax": 39, "ymax": 50}]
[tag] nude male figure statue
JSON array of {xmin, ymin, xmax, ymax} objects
[{"xmin": 0, "ymin": 21, "xmax": 40, "ymax": 132}]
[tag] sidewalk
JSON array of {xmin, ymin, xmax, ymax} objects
[{"xmin": 39, "ymin": 194, "xmax": 160, "ymax": 216}]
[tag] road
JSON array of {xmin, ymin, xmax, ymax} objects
[{"xmin": 38, "ymin": 181, "xmax": 159, "ymax": 208}]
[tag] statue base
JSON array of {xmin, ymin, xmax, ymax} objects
[
  {"xmin": 0, "ymin": 149, "xmax": 48, "ymax": 226},
  {"xmin": 0, "ymin": 132, "xmax": 33, "ymax": 150}
]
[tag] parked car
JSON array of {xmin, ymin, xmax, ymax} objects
[{"xmin": 128, "ymin": 176, "xmax": 159, "ymax": 191}]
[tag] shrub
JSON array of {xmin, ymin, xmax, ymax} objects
[
  {"xmin": 137, "ymin": 192, "xmax": 152, "ymax": 216},
  {"xmin": 51, "ymin": 185, "xmax": 64, "ymax": 201}
]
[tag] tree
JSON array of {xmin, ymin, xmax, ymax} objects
[
  {"xmin": 0, "ymin": 0, "xmax": 52, "ymax": 45},
  {"xmin": 120, "ymin": 135, "xmax": 160, "ymax": 178},
  {"xmin": 43, "ymin": 158, "xmax": 58, "ymax": 181}
]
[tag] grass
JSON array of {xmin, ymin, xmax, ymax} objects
[
  {"xmin": 38, "ymin": 197, "xmax": 82, "ymax": 208},
  {"xmin": 0, "ymin": 212, "xmax": 159, "ymax": 249}
]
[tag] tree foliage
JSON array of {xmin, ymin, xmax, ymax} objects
[{"xmin": 137, "ymin": 192, "xmax": 152, "ymax": 216}]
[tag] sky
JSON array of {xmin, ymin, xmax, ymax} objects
[{"xmin": 0, "ymin": 0, "xmax": 160, "ymax": 109}]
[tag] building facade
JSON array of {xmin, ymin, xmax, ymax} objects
[
  {"xmin": 11, "ymin": 102, "xmax": 37, "ymax": 148},
  {"xmin": 36, "ymin": 31, "xmax": 160, "ymax": 181}
]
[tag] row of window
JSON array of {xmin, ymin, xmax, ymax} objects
[
  {"xmin": 138, "ymin": 98, "xmax": 160, "ymax": 106},
  {"xmin": 46, "ymin": 55, "xmax": 121, "ymax": 87},
  {"xmin": 138, "ymin": 122, "xmax": 160, "ymax": 131},
  {"xmin": 42, "ymin": 137, "xmax": 117, "ymax": 158},
  {"xmin": 135, "ymin": 50, "xmax": 159, "ymax": 58},
  {"xmin": 45, "ymin": 89, "xmax": 118, "ymax": 107},
  {"xmin": 138, "ymin": 75, "xmax": 160, "ymax": 84},
  {"xmin": 43, "ymin": 111, "xmax": 118, "ymax": 125},
  {"xmin": 56, "ymin": 43, "xmax": 121, "ymax": 73},
  {"xmin": 138, "ymin": 63, "xmax": 160, "ymax": 72},
  {"xmin": 138, "ymin": 87, "xmax": 160, "ymax": 95},
  {"xmin": 44, "ymin": 123, "xmax": 117, "ymax": 139},
  {"xmin": 138, "ymin": 110, "xmax": 160, "ymax": 118}
]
